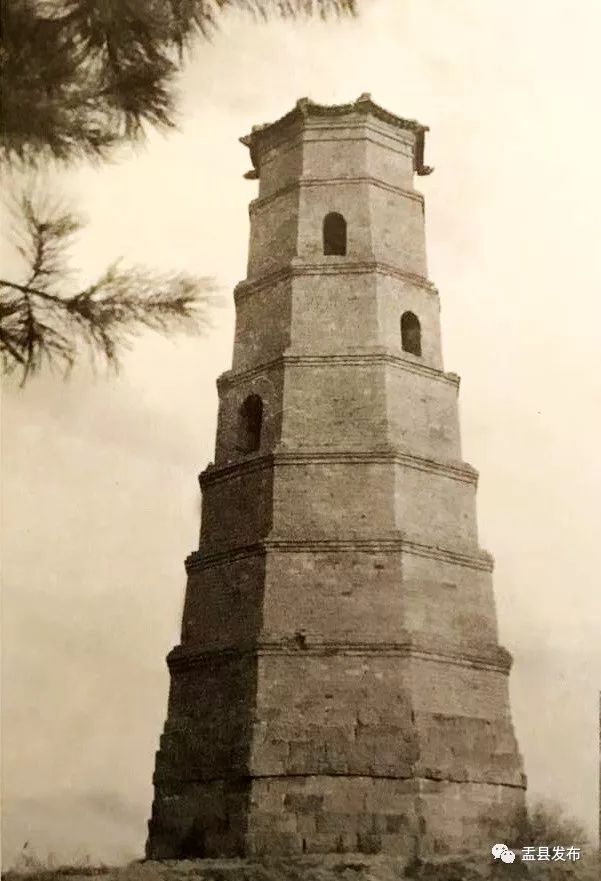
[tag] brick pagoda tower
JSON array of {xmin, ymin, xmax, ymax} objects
[{"xmin": 147, "ymin": 95, "xmax": 526, "ymax": 860}]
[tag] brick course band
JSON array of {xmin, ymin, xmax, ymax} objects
[
  {"xmin": 185, "ymin": 537, "xmax": 493, "ymax": 574},
  {"xmin": 198, "ymin": 449, "xmax": 478, "ymax": 488},
  {"xmin": 234, "ymin": 261, "xmax": 438, "ymax": 301},
  {"xmin": 249, "ymin": 176, "xmax": 425, "ymax": 214},
  {"xmin": 166, "ymin": 639, "xmax": 513, "ymax": 676},
  {"xmin": 217, "ymin": 353, "xmax": 460, "ymax": 390}
]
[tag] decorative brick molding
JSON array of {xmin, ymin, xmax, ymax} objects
[
  {"xmin": 249, "ymin": 176, "xmax": 425, "ymax": 214},
  {"xmin": 199, "ymin": 448, "xmax": 478, "ymax": 488},
  {"xmin": 234, "ymin": 261, "xmax": 438, "ymax": 302},
  {"xmin": 167, "ymin": 636, "xmax": 513, "ymax": 676},
  {"xmin": 185, "ymin": 536, "xmax": 494, "ymax": 574},
  {"xmin": 240, "ymin": 95, "xmax": 432, "ymax": 177},
  {"xmin": 217, "ymin": 352, "xmax": 460, "ymax": 390}
]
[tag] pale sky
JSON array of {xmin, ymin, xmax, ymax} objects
[{"xmin": 2, "ymin": 0, "xmax": 600, "ymax": 867}]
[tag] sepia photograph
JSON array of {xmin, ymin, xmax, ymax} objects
[{"xmin": 1, "ymin": 2, "xmax": 600, "ymax": 879}]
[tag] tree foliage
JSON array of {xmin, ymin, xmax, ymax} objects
[
  {"xmin": 1, "ymin": 0, "xmax": 357, "ymax": 164},
  {"xmin": 1, "ymin": 191, "xmax": 219, "ymax": 383},
  {"xmin": 520, "ymin": 799, "xmax": 590, "ymax": 848},
  {"xmin": 0, "ymin": 0, "xmax": 356, "ymax": 383}
]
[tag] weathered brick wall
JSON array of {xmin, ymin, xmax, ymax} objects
[
  {"xmin": 280, "ymin": 362, "xmax": 388, "ymax": 449},
  {"xmin": 149, "ymin": 655, "xmax": 258, "ymax": 858},
  {"xmin": 301, "ymin": 126, "xmax": 370, "ymax": 179},
  {"xmin": 298, "ymin": 115, "xmax": 416, "ymax": 189},
  {"xmin": 247, "ymin": 188, "xmax": 299, "ymax": 277},
  {"xmin": 246, "ymin": 776, "xmax": 423, "ymax": 856},
  {"xmin": 257, "ymin": 138, "xmax": 303, "ymax": 200},
  {"xmin": 279, "ymin": 360, "xmax": 458, "ymax": 456},
  {"xmin": 413, "ymin": 780, "xmax": 525, "ymax": 855},
  {"xmin": 369, "ymin": 187, "xmax": 427, "ymax": 277},
  {"xmin": 159, "ymin": 655, "xmax": 257, "ymax": 779},
  {"xmin": 219, "ymin": 353, "xmax": 459, "ymax": 466},
  {"xmin": 231, "ymin": 279, "xmax": 292, "ymax": 372},
  {"xmin": 413, "ymin": 711, "xmax": 523, "ymax": 786},
  {"xmin": 148, "ymin": 777, "xmax": 251, "ymax": 858},
  {"xmin": 409, "ymin": 657, "xmax": 512, "ymax": 720},
  {"xmin": 199, "ymin": 464, "xmax": 273, "ymax": 551},
  {"xmin": 289, "ymin": 273, "xmax": 381, "ymax": 353},
  {"xmin": 384, "ymin": 366, "xmax": 461, "ymax": 459},
  {"xmin": 272, "ymin": 461, "xmax": 396, "ymax": 536},
  {"xmin": 375, "ymin": 276, "xmax": 443, "ymax": 369},
  {"xmin": 243, "ymin": 776, "xmax": 525, "ymax": 857},
  {"xmin": 214, "ymin": 365, "xmax": 285, "ymax": 465},
  {"xmin": 261, "ymin": 548, "xmax": 406, "ymax": 640},
  {"xmin": 260, "ymin": 544, "xmax": 499, "ymax": 649},
  {"xmin": 393, "ymin": 463, "xmax": 478, "ymax": 547},
  {"xmin": 297, "ymin": 181, "xmax": 373, "ymax": 263},
  {"xmin": 365, "ymin": 129, "xmax": 416, "ymax": 189},
  {"xmin": 181, "ymin": 554, "xmax": 266, "ymax": 647},
  {"xmin": 400, "ymin": 552, "xmax": 499, "ymax": 646},
  {"xmin": 250, "ymin": 653, "xmax": 417, "ymax": 778}
]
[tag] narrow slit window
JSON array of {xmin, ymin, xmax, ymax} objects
[
  {"xmin": 237, "ymin": 395, "xmax": 263, "ymax": 453},
  {"xmin": 401, "ymin": 311, "xmax": 422, "ymax": 356},
  {"xmin": 323, "ymin": 212, "xmax": 347, "ymax": 256}
]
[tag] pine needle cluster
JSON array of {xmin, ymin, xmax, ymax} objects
[
  {"xmin": 1, "ymin": 1, "xmax": 356, "ymax": 163},
  {"xmin": 1, "ymin": 192, "xmax": 219, "ymax": 382}
]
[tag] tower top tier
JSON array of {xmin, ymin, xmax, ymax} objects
[{"xmin": 240, "ymin": 94, "xmax": 433, "ymax": 189}]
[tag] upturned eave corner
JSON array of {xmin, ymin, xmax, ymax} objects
[{"xmin": 415, "ymin": 127, "xmax": 434, "ymax": 177}]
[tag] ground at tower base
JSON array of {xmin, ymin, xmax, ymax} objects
[{"xmin": 3, "ymin": 851, "xmax": 600, "ymax": 881}]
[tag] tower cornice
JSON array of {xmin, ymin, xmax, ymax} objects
[
  {"xmin": 199, "ymin": 447, "xmax": 478, "ymax": 488},
  {"xmin": 234, "ymin": 261, "xmax": 438, "ymax": 302},
  {"xmin": 249, "ymin": 176, "xmax": 424, "ymax": 214},
  {"xmin": 240, "ymin": 94, "xmax": 433, "ymax": 177},
  {"xmin": 185, "ymin": 536, "xmax": 494, "ymax": 574},
  {"xmin": 167, "ymin": 636, "xmax": 511, "ymax": 676},
  {"xmin": 217, "ymin": 352, "xmax": 460, "ymax": 390}
]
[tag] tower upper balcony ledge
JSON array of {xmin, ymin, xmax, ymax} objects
[{"xmin": 240, "ymin": 94, "xmax": 434, "ymax": 182}]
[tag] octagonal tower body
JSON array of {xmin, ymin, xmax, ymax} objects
[{"xmin": 147, "ymin": 95, "xmax": 526, "ymax": 860}]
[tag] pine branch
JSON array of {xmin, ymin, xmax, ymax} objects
[
  {"xmin": 1, "ymin": 0, "xmax": 357, "ymax": 164},
  {"xmin": 0, "ymin": 193, "xmax": 220, "ymax": 384}
]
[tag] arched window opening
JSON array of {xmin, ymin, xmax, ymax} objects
[
  {"xmin": 323, "ymin": 212, "xmax": 347, "ymax": 256},
  {"xmin": 401, "ymin": 311, "xmax": 422, "ymax": 356},
  {"xmin": 237, "ymin": 395, "xmax": 263, "ymax": 453}
]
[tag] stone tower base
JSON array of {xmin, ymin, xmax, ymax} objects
[
  {"xmin": 149, "ymin": 639, "xmax": 525, "ymax": 860},
  {"xmin": 149, "ymin": 775, "xmax": 525, "ymax": 860}
]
